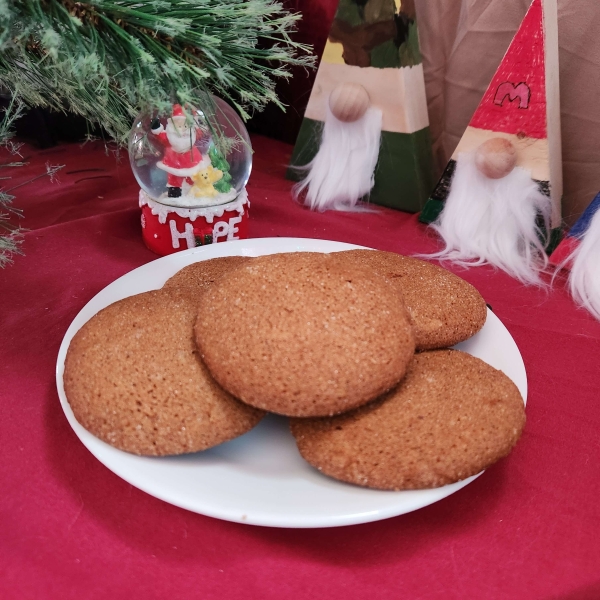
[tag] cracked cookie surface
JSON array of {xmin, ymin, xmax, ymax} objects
[
  {"xmin": 291, "ymin": 349, "xmax": 525, "ymax": 490},
  {"xmin": 195, "ymin": 252, "xmax": 415, "ymax": 417},
  {"xmin": 334, "ymin": 250, "xmax": 487, "ymax": 350},
  {"xmin": 64, "ymin": 289, "xmax": 264, "ymax": 455}
]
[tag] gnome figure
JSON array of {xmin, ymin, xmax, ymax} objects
[
  {"xmin": 421, "ymin": 0, "xmax": 562, "ymax": 285},
  {"xmin": 550, "ymin": 192, "xmax": 600, "ymax": 320},
  {"xmin": 294, "ymin": 83, "xmax": 383, "ymax": 212},
  {"xmin": 151, "ymin": 104, "xmax": 208, "ymax": 198},
  {"xmin": 288, "ymin": 0, "xmax": 433, "ymax": 213}
]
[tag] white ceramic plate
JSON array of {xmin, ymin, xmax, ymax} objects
[{"xmin": 56, "ymin": 238, "xmax": 527, "ymax": 528}]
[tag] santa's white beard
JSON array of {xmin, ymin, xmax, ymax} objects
[
  {"xmin": 429, "ymin": 152, "xmax": 552, "ymax": 285},
  {"xmin": 167, "ymin": 128, "xmax": 196, "ymax": 153},
  {"xmin": 294, "ymin": 106, "xmax": 382, "ymax": 211},
  {"xmin": 568, "ymin": 209, "xmax": 600, "ymax": 320}
]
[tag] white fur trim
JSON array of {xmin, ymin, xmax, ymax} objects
[
  {"xmin": 156, "ymin": 155, "xmax": 211, "ymax": 178},
  {"xmin": 151, "ymin": 123, "xmax": 165, "ymax": 134},
  {"xmin": 568, "ymin": 209, "xmax": 600, "ymax": 320},
  {"xmin": 427, "ymin": 152, "xmax": 551, "ymax": 285},
  {"xmin": 293, "ymin": 105, "xmax": 382, "ymax": 212},
  {"xmin": 139, "ymin": 187, "xmax": 248, "ymax": 224}
]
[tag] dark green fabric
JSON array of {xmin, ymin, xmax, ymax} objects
[
  {"xmin": 287, "ymin": 117, "xmax": 324, "ymax": 182},
  {"xmin": 547, "ymin": 226, "xmax": 563, "ymax": 254},
  {"xmin": 418, "ymin": 198, "xmax": 444, "ymax": 224}
]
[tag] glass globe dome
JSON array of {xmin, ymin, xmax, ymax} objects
[{"xmin": 129, "ymin": 95, "xmax": 252, "ymax": 208}]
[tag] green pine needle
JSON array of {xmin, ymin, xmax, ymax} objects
[
  {"xmin": 0, "ymin": 1, "xmax": 315, "ymax": 143},
  {"xmin": 0, "ymin": 0, "xmax": 314, "ymax": 265},
  {"xmin": 0, "ymin": 97, "xmax": 26, "ymax": 267}
]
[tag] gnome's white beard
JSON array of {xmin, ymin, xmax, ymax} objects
[
  {"xmin": 429, "ymin": 152, "xmax": 552, "ymax": 285},
  {"xmin": 295, "ymin": 106, "xmax": 382, "ymax": 211},
  {"xmin": 568, "ymin": 208, "xmax": 600, "ymax": 320}
]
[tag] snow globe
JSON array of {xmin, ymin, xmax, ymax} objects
[{"xmin": 129, "ymin": 96, "xmax": 252, "ymax": 255}]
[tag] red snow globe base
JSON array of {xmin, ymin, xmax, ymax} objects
[
  {"xmin": 129, "ymin": 96, "xmax": 253, "ymax": 256},
  {"xmin": 139, "ymin": 189, "xmax": 249, "ymax": 256}
]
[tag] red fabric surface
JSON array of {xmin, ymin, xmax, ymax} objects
[{"xmin": 2, "ymin": 135, "xmax": 600, "ymax": 600}]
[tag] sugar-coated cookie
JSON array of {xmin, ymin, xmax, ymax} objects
[
  {"xmin": 63, "ymin": 289, "xmax": 264, "ymax": 456},
  {"xmin": 290, "ymin": 349, "xmax": 525, "ymax": 490},
  {"xmin": 195, "ymin": 252, "xmax": 415, "ymax": 417},
  {"xmin": 334, "ymin": 249, "xmax": 487, "ymax": 350},
  {"xmin": 163, "ymin": 255, "xmax": 250, "ymax": 295}
]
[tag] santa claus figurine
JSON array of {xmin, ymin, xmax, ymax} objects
[{"xmin": 150, "ymin": 104, "xmax": 208, "ymax": 199}]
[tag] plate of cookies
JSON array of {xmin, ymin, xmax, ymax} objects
[{"xmin": 57, "ymin": 238, "xmax": 527, "ymax": 528}]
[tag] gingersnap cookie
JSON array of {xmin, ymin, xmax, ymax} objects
[
  {"xmin": 195, "ymin": 252, "xmax": 415, "ymax": 417},
  {"xmin": 334, "ymin": 249, "xmax": 487, "ymax": 351},
  {"xmin": 290, "ymin": 349, "xmax": 525, "ymax": 490},
  {"xmin": 163, "ymin": 255, "xmax": 250, "ymax": 295},
  {"xmin": 63, "ymin": 289, "xmax": 264, "ymax": 456}
]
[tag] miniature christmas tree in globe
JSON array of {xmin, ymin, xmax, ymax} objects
[{"xmin": 209, "ymin": 145, "xmax": 233, "ymax": 194}]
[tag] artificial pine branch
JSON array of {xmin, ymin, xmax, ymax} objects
[
  {"xmin": 0, "ymin": 97, "xmax": 26, "ymax": 267},
  {"xmin": 0, "ymin": 0, "xmax": 313, "ymax": 265},
  {"xmin": 0, "ymin": 0, "xmax": 314, "ymax": 143},
  {"xmin": 0, "ymin": 97, "xmax": 65, "ymax": 267}
]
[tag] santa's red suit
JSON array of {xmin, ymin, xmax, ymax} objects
[
  {"xmin": 151, "ymin": 104, "xmax": 207, "ymax": 196},
  {"xmin": 153, "ymin": 133, "xmax": 203, "ymax": 188}
]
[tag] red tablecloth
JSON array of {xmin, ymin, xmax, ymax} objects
[{"xmin": 2, "ymin": 135, "xmax": 600, "ymax": 600}]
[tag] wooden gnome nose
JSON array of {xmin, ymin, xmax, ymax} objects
[
  {"xmin": 329, "ymin": 83, "xmax": 371, "ymax": 123},
  {"xmin": 474, "ymin": 138, "xmax": 518, "ymax": 179}
]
